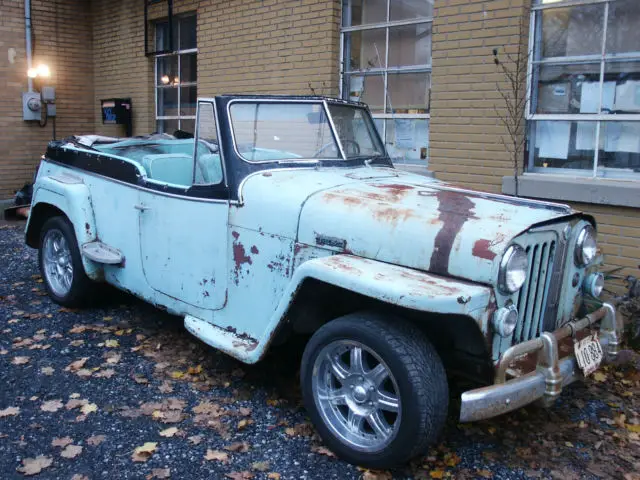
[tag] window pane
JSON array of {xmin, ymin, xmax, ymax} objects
[
  {"xmin": 346, "ymin": 74, "xmax": 384, "ymax": 113},
  {"xmin": 537, "ymin": 4, "xmax": 604, "ymax": 58},
  {"xmin": 532, "ymin": 63, "xmax": 600, "ymax": 114},
  {"xmin": 194, "ymin": 103, "xmax": 221, "ymax": 185},
  {"xmin": 157, "ymin": 56, "xmax": 178, "ymax": 85},
  {"xmin": 390, "ymin": 0, "xmax": 433, "ymax": 21},
  {"xmin": 385, "ymin": 118, "xmax": 429, "ymax": 165},
  {"xmin": 180, "ymin": 53, "xmax": 197, "ymax": 83},
  {"xmin": 343, "ymin": 29, "xmax": 386, "ymax": 71},
  {"xmin": 230, "ymin": 103, "xmax": 338, "ymax": 160},
  {"xmin": 329, "ymin": 105, "xmax": 385, "ymax": 157},
  {"xmin": 604, "ymin": 61, "xmax": 640, "ymax": 114},
  {"xmin": 598, "ymin": 121, "xmax": 640, "ymax": 174},
  {"xmin": 180, "ymin": 118, "xmax": 195, "ymax": 134},
  {"xmin": 179, "ymin": 15, "xmax": 197, "ymax": 50},
  {"xmin": 530, "ymin": 120, "xmax": 596, "ymax": 171},
  {"xmin": 388, "ymin": 23, "xmax": 431, "ymax": 67},
  {"xmin": 606, "ymin": 0, "xmax": 640, "ymax": 56},
  {"xmin": 157, "ymin": 118, "xmax": 179, "ymax": 134},
  {"xmin": 180, "ymin": 86, "xmax": 197, "ymax": 116},
  {"xmin": 386, "ymin": 72, "xmax": 430, "ymax": 113},
  {"xmin": 344, "ymin": 0, "xmax": 387, "ymax": 27},
  {"xmin": 157, "ymin": 87, "xmax": 179, "ymax": 117},
  {"xmin": 155, "ymin": 21, "xmax": 177, "ymax": 52}
]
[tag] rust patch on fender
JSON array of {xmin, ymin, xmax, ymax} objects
[
  {"xmin": 472, "ymin": 239, "xmax": 497, "ymax": 260},
  {"xmin": 250, "ymin": 245, "xmax": 259, "ymax": 255},
  {"xmin": 231, "ymin": 232, "xmax": 252, "ymax": 285},
  {"xmin": 325, "ymin": 255, "xmax": 363, "ymax": 276},
  {"xmin": 428, "ymin": 190, "xmax": 477, "ymax": 275}
]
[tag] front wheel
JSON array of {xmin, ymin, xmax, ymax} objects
[
  {"xmin": 300, "ymin": 312, "xmax": 448, "ymax": 468},
  {"xmin": 38, "ymin": 216, "xmax": 94, "ymax": 307}
]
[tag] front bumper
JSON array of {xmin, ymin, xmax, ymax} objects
[{"xmin": 459, "ymin": 303, "xmax": 623, "ymax": 422}]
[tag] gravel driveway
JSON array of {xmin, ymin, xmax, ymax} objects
[{"xmin": 1, "ymin": 223, "xmax": 638, "ymax": 479}]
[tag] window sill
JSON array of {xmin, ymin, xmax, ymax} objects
[
  {"xmin": 394, "ymin": 164, "xmax": 434, "ymax": 178},
  {"xmin": 501, "ymin": 173, "xmax": 640, "ymax": 208}
]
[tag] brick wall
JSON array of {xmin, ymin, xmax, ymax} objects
[
  {"xmin": 429, "ymin": 0, "xmax": 639, "ymax": 289},
  {"xmin": 0, "ymin": 0, "xmax": 94, "ymax": 198}
]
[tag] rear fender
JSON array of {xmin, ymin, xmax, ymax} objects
[
  {"xmin": 27, "ymin": 173, "xmax": 100, "ymax": 279},
  {"xmin": 250, "ymin": 254, "xmax": 494, "ymax": 362}
]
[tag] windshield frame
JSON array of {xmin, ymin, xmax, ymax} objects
[{"xmin": 226, "ymin": 98, "xmax": 388, "ymax": 164}]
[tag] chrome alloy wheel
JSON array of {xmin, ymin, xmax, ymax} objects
[
  {"xmin": 312, "ymin": 340, "xmax": 402, "ymax": 452},
  {"xmin": 42, "ymin": 229, "xmax": 73, "ymax": 297}
]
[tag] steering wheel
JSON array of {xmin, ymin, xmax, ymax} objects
[{"xmin": 313, "ymin": 140, "xmax": 361, "ymax": 158}]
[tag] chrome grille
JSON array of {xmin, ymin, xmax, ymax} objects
[{"xmin": 513, "ymin": 233, "xmax": 559, "ymax": 343}]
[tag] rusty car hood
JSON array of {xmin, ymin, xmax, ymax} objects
[
  {"xmin": 232, "ymin": 167, "xmax": 577, "ymax": 286},
  {"xmin": 294, "ymin": 170, "xmax": 577, "ymax": 285}
]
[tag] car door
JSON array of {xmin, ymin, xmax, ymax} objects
[{"xmin": 137, "ymin": 100, "xmax": 228, "ymax": 310}]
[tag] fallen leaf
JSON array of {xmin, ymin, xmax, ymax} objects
[
  {"xmin": 103, "ymin": 316, "xmax": 113, "ymax": 321},
  {"xmin": 148, "ymin": 468, "xmax": 171, "ymax": 479},
  {"xmin": 238, "ymin": 419, "xmax": 253, "ymax": 430},
  {"xmin": 429, "ymin": 471, "xmax": 444, "ymax": 480},
  {"xmin": 267, "ymin": 474, "xmax": 281, "ymax": 480},
  {"xmin": 41, "ymin": 367, "xmax": 54, "ymax": 376},
  {"xmin": 87, "ymin": 434, "xmax": 106, "ymax": 446},
  {"xmin": 105, "ymin": 339, "xmax": 119, "ymax": 348},
  {"xmin": 80, "ymin": 403, "xmax": 98, "ymax": 415},
  {"xmin": 225, "ymin": 441, "xmax": 250, "ymax": 453},
  {"xmin": 310, "ymin": 445, "xmax": 336, "ymax": 457},
  {"xmin": 65, "ymin": 358, "xmax": 89, "ymax": 372},
  {"xmin": 626, "ymin": 424, "xmax": 640, "ymax": 433},
  {"xmin": 132, "ymin": 442, "xmax": 158, "ymax": 462},
  {"xmin": 158, "ymin": 381, "xmax": 173, "ymax": 394},
  {"xmin": 94, "ymin": 369, "xmax": 115, "ymax": 379},
  {"xmin": 51, "ymin": 436, "xmax": 73, "ymax": 448},
  {"xmin": 16, "ymin": 455, "xmax": 53, "ymax": 476},
  {"xmin": 0, "ymin": 406, "xmax": 20, "ymax": 417},
  {"xmin": 225, "ymin": 472, "xmax": 254, "ymax": 480},
  {"xmin": 105, "ymin": 353, "xmax": 121, "ymax": 364},
  {"xmin": 239, "ymin": 407, "xmax": 252, "ymax": 416},
  {"xmin": 188, "ymin": 435, "xmax": 203, "ymax": 445},
  {"xmin": 159, "ymin": 427, "xmax": 179, "ymax": 438},
  {"xmin": 252, "ymin": 461, "xmax": 270, "ymax": 472},
  {"xmin": 70, "ymin": 340, "xmax": 85, "ymax": 347},
  {"xmin": 204, "ymin": 449, "xmax": 229, "ymax": 463},
  {"xmin": 593, "ymin": 372, "xmax": 607, "ymax": 382},
  {"xmin": 76, "ymin": 369, "xmax": 93, "ymax": 379},
  {"xmin": 71, "ymin": 475, "xmax": 89, "ymax": 480},
  {"xmin": 169, "ymin": 371, "xmax": 184, "ymax": 379},
  {"xmin": 12, "ymin": 356, "xmax": 30, "ymax": 365},
  {"xmin": 41, "ymin": 399, "xmax": 64, "ymax": 412},
  {"xmin": 66, "ymin": 399, "xmax": 89, "ymax": 410},
  {"xmin": 60, "ymin": 445, "xmax": 83, "ymax": 459},
  {"xmin": 477, "ymin": 469, "xmax": 493, "ymax": 478}
]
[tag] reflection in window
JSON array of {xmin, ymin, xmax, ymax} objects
[
  {"xmin": 528, "ymin": 0, "xmax": 640, "ymax": 179},
  {"xmin": 341, "ymin": 0, "xmax": 432, "ymax": 165},
  {"xmin": 155, "ymin": 15, "xmax": 197, "ymax": 135}
]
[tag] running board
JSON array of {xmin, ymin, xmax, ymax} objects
[
  {"xmin": 184, "ymin": 315, "xmax": 259, "ymax": 363},
  {"xmin": 81, "ymin": 241, "xmax": 124, "ymax": 265}
]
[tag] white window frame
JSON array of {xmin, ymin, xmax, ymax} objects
[
  {"xmin": 154, "ymin": 15, "xmax": 197, "ymax": 133},
  {"xmin": 339, "ymin": 1, "xmax": 432, "ymax": 163},
  {"xmin": 527, "ymin": 0, "xmax": 640, "ymax": 179}
]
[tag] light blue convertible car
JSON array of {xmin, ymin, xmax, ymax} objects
[{"xmin": 25, "ymin": 95, "xmax": 622, "ymax": 467}]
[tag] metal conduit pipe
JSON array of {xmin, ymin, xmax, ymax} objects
[{"xmin": 25, "ymin": 0, "xmax": 33, "ymax": 92}]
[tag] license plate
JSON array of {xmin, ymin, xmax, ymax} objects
[{"xmin": 574, "ymin": 333, "xmax": 603, "ymax": 376}]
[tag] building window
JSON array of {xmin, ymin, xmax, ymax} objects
[
  {"xmin": 155, "ymin": 15, "xmax": 197, "ymax": 135},
  {"xmin": 341, "ymin": 0, "xmax": 433, "ymax": 165},
  {"xmin": 528, "ymin": 0, "xmax": 640, "ymax": 179}
]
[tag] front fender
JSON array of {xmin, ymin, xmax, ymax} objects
[
  {"xmin": 27, "ymin": 173, "xmax": 100, "ymax": 279},
  {"xmin": 251, "ymin": 254, "xmax": 494, "ymax": 362}
]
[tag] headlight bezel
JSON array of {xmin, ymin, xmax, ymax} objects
[
  {"xmin": 498, "ymin": 244, "xmax": 528, "ymax": 294},
  {"xmin": 574, "ymin": 225, "xmax": 597, "ymax": 267}
]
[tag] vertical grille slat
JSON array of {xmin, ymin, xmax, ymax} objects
[{"xmin": 511, "ymin": 232, "xmax": 562, "ymax": 345}]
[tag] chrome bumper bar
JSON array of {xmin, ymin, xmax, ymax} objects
[{"xmin": 459, "ymin": 303, "xmax": 623, "ymax": 423}]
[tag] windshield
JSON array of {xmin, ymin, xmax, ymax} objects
[{"xmin": 229, "ymin": 101, "xmax": 385, "ymax": 162}]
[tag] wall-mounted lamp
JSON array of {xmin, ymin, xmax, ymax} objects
[{"xmin": 27, "ymin": 63, "xmax": 51, "ymax": 79}]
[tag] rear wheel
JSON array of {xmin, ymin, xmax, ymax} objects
[
  {"xmin": 38, "ymin": 216, "xmax": 94, "ymax": 307},
  {"xmin": 301, "ymin": 312, "xmax": 448, "ymax": 468}
]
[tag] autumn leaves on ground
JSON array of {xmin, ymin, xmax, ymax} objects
[{"xmin": 0, "ymin": 223, "xmax": 639, "ymax": 480}]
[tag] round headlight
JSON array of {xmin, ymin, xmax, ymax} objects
[
  {"xmin": 499, "ymin": 245, "xmax": 528, "ymax": 294},
  {"xmin": 574, "ymin": 225, "xmax": 597, "ymax": 267},
  {"xmin": 584, "ymin": 272, "xmax": 604, "ymax": 297},
  {"xmin": 492, "ymin": 304, "xmax": 519, "ymax": 337}
]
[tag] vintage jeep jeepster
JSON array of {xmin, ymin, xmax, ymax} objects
[{"xmin": 26, "ymin": 95, "xmax": 623, "ymax": 467}]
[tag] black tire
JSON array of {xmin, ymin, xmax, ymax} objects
[
  {"xmin": 300, "ymin": 312, "xmax": 448, "ymax": 468},
  {"xmin": 38, "ymin": 215, "xmax": 94, "ymax": 307}
]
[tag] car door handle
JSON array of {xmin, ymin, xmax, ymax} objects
[{"xmin": 134, "ymin": 204, "xmax": 150, "ymax": 211}]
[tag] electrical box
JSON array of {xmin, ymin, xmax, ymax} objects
[
  {"xmin": 22, "ymin": 91, "xmax": 42, "ymax": 121},
  {"xmin": 101, "ymin": 98, "xmax": 132, "ymax": 136}
]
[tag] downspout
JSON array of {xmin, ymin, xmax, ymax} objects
[{"xmin": 25, "ymin": 0, "xmax": 33, "ymax": 92}]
